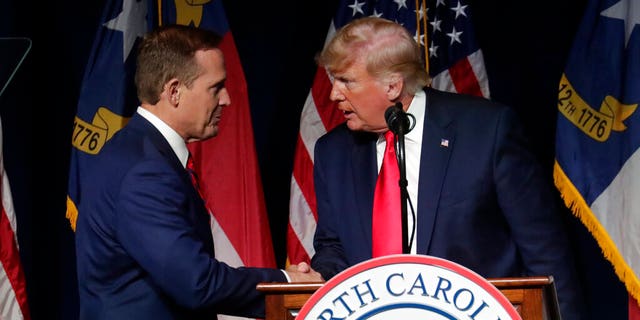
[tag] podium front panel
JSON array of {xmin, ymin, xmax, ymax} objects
[{"xmin": 257, "ymin": 277, "xmax": 560, "ymax": 320}]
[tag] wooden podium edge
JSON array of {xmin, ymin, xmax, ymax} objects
[{"xmin": 257, "ymin": 276, "xmax": 560, "ymax": 320}]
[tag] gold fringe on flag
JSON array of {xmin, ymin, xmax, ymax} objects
[
  {"xmin": 66, "ymin": 196, "xmax": 78, "ymax": 231},
  {"xmin": 553, "ymin": 161, "xmax": 640, "ymax": 306}
]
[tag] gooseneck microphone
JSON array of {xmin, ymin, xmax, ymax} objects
[
  {"xmin": 384, "ymin": 102, "xmax": 416, "ymax": 255},
  {"xmin": 384, "ymin": 102, "xmax": 415, "ymax": 135}
]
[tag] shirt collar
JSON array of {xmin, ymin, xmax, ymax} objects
[
  {"xmin": 137, "ymin": 106, "xmax": 190, "ymax": 168},
  {"xmin": 378, "ymin": 90, "xmax": 426, "ymax": 144},
  {"xmin": 405, "ymin": 90, "xmax": 426, "ymax": 144}
]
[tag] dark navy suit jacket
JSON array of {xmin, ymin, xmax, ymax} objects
[
  {"xmin": 75, "ymin": 114, "xmax": 285, "ymax": 320},
  {"xmin": 311, "ymin": 88, "xmax": 585, "ymax": 319}
]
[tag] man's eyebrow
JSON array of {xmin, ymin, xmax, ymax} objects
[{"xmin": 212, "ymin": 78, "xmax": 226, "ymax": 89}]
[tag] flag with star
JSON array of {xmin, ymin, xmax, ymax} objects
[
  {"xmin": 286, "ymin": 0, "xmax": 490, "ymax": 264},
  {"xmin": 65, "ymin": 3, "xmax": 152, "ymax": 316},
  {"xmin": 66, "ymin": 0, "xmax": 152, "ymax": 229},
  {"xmin": 554, "ymin": 0, "xmax": 640, "ymax": 316},
  {"xmin": 69, "ymin": 0, "xmax": 276, "ymax": 293},
  {"xmin": 68, "ymin": 1, "xmax": 277, "ymax": 319}
]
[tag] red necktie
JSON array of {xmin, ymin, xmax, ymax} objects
[
  {"xmin": 186, "ymin": 154, "xmax": 205, "ymax": 200},
  {"xmin": 372, "ymin": 131, "xmax": 402, "ymax": 257}
]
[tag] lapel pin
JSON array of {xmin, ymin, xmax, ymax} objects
[{"xmin": 440, "ymin": 138, "xmax": 449, "ymax": 148}]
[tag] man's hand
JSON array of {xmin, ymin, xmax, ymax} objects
[{"xmin": 285, "ymin": 262, "xmax": 324, "ymax": 282}]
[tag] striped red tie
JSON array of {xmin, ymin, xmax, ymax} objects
[
  {"xmin": 372, "ymin": 131, "xmax": 402, "ymax": 257},
  {"xmin": 186, "ymin": 154, "xmax": 205, "ymax": 200}
]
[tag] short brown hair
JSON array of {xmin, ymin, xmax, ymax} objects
[{"xmin": 135, "ymin": 24, "xmax": 222, "ymax": 104}]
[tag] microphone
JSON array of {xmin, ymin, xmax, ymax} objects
[
  {"xmin": 383, "ymin": 101, "xmax": 416, "ymax": 254},
  {"xmin": 384, "ymin": 102, "xmax": 413, "ymax": 134}
]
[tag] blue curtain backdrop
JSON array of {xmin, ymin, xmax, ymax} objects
[{"xmin": 0, "ymin": 0, "xmax": 628, "ymax": 319}]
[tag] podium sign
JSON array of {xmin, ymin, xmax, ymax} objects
[
  {"xmin": 298, "ymin": 255, "xmax": 520, "ymax": 319},
  {"xmin": 258, "ymin": 255, "xmax": 560, "ymax": 319}
]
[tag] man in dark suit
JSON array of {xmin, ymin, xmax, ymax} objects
[
  {"xmin": 75, "ymin": 25, "xmax": 321, "ymax": 320},
  {"xmin": 310, "ymin": 17, "xmax": 586, "ymax": 319}
]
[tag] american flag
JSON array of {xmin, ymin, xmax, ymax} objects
[
  {"xmin": 286, "ymin": 0, "xmax": 490, "ymax": 264},
  {"xmin": 0, "ymin": 117, "xmax": 30, "ymax": 320}
]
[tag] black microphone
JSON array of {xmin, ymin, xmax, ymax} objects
[
  {"xmin": 383, "ymin": 101, "xmax": 416, "ymax": 254},
  {"xmin": 384, "ymin": 102, "xmax": 413, "ymax": 134}
]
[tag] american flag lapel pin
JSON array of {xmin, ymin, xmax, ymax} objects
[{"xmin": 440, "ymin": 138, "xmax": 449, "ymax": 148}]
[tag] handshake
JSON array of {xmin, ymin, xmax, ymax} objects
[{"xmin": 284, "ymin": 262, "xmax": 324, "ymax": 282}]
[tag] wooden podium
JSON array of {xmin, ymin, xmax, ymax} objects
[{"xmin": 257, "ymin": 276, "xmax": 561, "ymax": 320}]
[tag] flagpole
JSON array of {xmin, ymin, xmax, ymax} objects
[
  {"xmin": 417, "ymin": 0, "xmax": 429, "ymax": 75},
  {"xmin": 157, "ymin": 0, "xmax": 163, "ymax": 26}
]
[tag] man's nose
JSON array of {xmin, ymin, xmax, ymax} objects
[
  {"xmin": 219, "ymin": 88, "xmax": 231, "ymax": 106},
  {"xmin": 329, "ymin": 83, "xmax": 345, "ymax": 101}
]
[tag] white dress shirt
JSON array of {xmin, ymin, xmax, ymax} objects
[{"xmin": 376, "ymin": 91, "xmax": 425, "ymax": 254}]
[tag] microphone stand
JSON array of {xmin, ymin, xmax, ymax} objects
[
  {"xmin": 394, "ymin": 124, "xmax": 410, "ymax": 254},
  {"xmin": 385, "ymin": 102, "xmax": 414, "ymax": 254}
]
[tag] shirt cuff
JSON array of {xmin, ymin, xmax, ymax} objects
[{"xmin": 281, "ymin": 269, "xmax": 291, "ymax": 282}]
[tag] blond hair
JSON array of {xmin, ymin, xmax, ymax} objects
[{"xmin": 318, "ymin": 17, "xmax": 430, "ymax": 94}]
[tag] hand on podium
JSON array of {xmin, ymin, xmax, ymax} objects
[{"xmin": 285, "ymin": 262, "xmax": 324, "ymax": 282}]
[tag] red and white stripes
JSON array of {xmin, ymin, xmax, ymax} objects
[{"xmin": 0, "ymin": 118, "xmax": 30, "ymax": 320}]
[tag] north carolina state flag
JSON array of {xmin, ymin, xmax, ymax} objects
[{"xmin": 159, "ymin": 1, "xmax": 277, "ymax": 270}]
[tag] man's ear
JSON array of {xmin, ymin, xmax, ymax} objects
[
  {"xmin": 164, "ymin": 78, "xmax": 181, "ymax": 106},
  {"xmin": 386, "ymin": 73, "xmax": 403, "ymax": 101}
]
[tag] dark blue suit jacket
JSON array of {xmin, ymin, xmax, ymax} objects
[
  {"xmin": 75, "ymin": 114, "xmax": 285, "ymax": 320},
  {"xmin": 311, "ymin": 88, "xmax": 585, "ymax": 319}
]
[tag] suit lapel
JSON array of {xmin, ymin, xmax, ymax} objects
[
  {"xmin": 351, "ymin": 132, "xmax": 378, "ymax": 252},
  {"xmin": 130, "ymin": 114, "xmax": 185, "ymax": 174},
  {"xmin": 129, "ymin": 114, "xmax": 200, "ymax": 204},
  {"xmin": 417, "ymin": 89, "xmax": 455, "ymax": 254},
  {"xmin": 129, "ymin": 113, "xmax": 214, "ymax": 253}
]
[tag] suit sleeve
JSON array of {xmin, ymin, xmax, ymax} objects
[
  {"xmin": 310, "ymin": 137, "xmax": 350, "ymax": 280},
  {"xmin": 115, "ymin": 159, "xmax": 285, "ymax": 318},
  {"xmin": 492, "ymin": 107, "xmax": 586, "ymax": 319}
]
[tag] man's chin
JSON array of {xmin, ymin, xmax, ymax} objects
[
  {"xmin": 345, "ymin": 121, "xmax": 361, "ymax": 132},
  {"xmin": 205, "ymin": 128, "xmax": 219, "ymax": 139},
  {"xmin": 202, "ymin": 132, "xmax": 217, "ymax": 140},
  {"xmin": 188, "ymin": 129, "xmax": 218, "ymax": 143}
]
